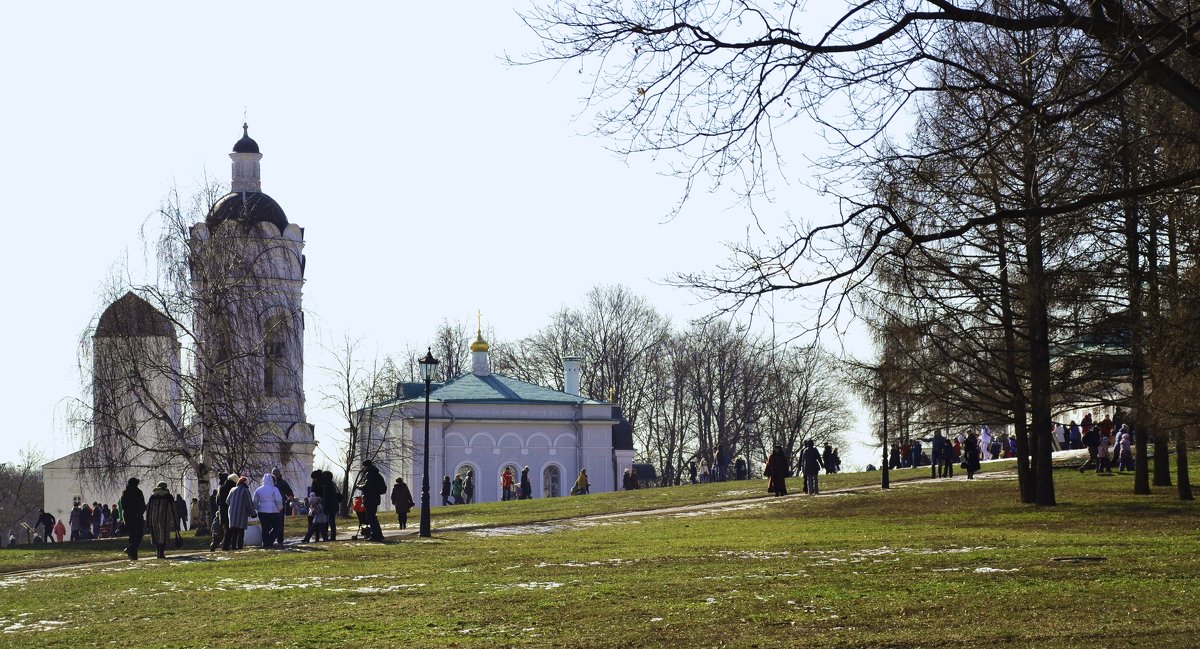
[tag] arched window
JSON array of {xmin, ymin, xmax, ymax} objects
[
  {"xmin": 263, "ymin": 315, "xmax": 288, "ymax": 397},
  {"xmin": 542, "ymin": 465, "xmax": 562, "ymax": 498}
]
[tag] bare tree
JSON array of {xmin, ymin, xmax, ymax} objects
[
  {"xmin": 0, "ymin": 447, "xmax": 45, "ymax": 544},
  {"xmin": 319, "ymin": 335, "xmax": 412, "ymax": 516}
]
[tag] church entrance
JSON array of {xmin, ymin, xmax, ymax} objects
[{"xmin": 542, "ymin": 465, "xmax": 562, "ymax": 498}]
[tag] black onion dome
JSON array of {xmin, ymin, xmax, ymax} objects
[
  {"xmin": 232, "ymin": 123, "xmax": 259, "ymax": 153},
  {"xmin": 207, "ymin": 191, "xmax": 289, "ymax": 232},
  {"xmin": 96, "ymin": 292, "xmax": 175, "ymax": 338}
]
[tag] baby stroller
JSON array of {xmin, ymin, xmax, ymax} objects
[{"xmin": 349, "ymin": 494, "xmax": 371, "ymax": 540}]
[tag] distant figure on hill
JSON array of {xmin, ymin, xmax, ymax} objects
[
  {"xmin": 1079, "ymin": 426, "xmax": 1100, "ymax": 472},
  {"xmin": 889, "ymin": 445, "xmax": 902, "ymax": 470},
  {"xmin": 979, "ymin": 425, "xmax": 993, "ymax": 461},
  {"xmin": 571, "ymin": 469, "xmax": 591, "ymax": 495},
  {"xmin": 391, "ymin": 477, "xmax": 415, "ymax": 528},
  {"xmin": 1068, "ymin": 420, "xmax": 1082, "ymax": 449},
  {"xmin": 36, "ymin": 510, "xmax": 55, "ymax": 544},
  {"xmin": 911, "ymin": 439, "xmax": 922, "ymax": 467},
  {"xmin": 451, "ymin": 475, "xmax": 464, "ymax": 505},
  {"xmin": 119, "ymin": 478, "xmax": 145, "ymax": 559},
  {"xmin": 254, "ymin": 473, "xmax": 285, "ymax": 548},
  {"xmin": 321, "ymin": 470, "xmax": 341, "ymax": 540},
  {"xmin": 1116, "ymin": 425, "xmax": 1134, "ymax": 473},
  {"xmin": 304, "ymin": 492, "xmax": 329, "ymax": 542},
  {"xmin": 622, "ymin": 467, "xmax": 640, "ymax": 490},
  {"xmin": 53, "ymin": 518, "xmax": 65, "ymax": 543},
  {"xmin": 831, "ymin": 449, "xmax": 841, "ymax": 473},
  {"xmin": 441, "ymin": 476, "xmax": 452, "ymax": 506},
  {"xmin": 689, "ymin": 461, "xmax": 698, "ymax": 484},
  {"xmin": 174, "ymin": 494, "xmax": 188, "ymax": 532},
  {"xmin": 931, "ymin": 432, "xmax": 945, "ymax": 479},
  {"xmin": 520, "ymin": 466, "xmax": 532, "ymax": 500},
  {"xmin": 801, "ymin": 440, "xmax": 824, "ymax": 495},
  {"xmin": 211, "ymin": 473, "xmax": 234, "ymax": 551},
  {"xmin": 963, "ymin": 432, "xmax": 981, "ymax": 480},
  {"xmin": 1096, "ymin": 434, "xmax": 1113, "ymax": 474},
  {"xmin": 765, "ymin": 445, "xmax": 789, "ymax": 497},
  {"xmin": 822, "ymin": 444, "xmax": 835, "ymax": 475},
  {"xmin": 463, "ymin": 470, "xmax": 476, "ymax": 505},
  {"xmin": 501, "ymin": 467, "xmax": 515, "ymax": 502},
  {"xmin": 735, "ymin": 457, "xmax": 747, "ymax": 480},
  {"xmin": 940, "ymin": 434, "xmax": 954, "ymax": 479},
  {"xmin": 146, "ymin": 481, "xmax": 176, "ymax": 559}
]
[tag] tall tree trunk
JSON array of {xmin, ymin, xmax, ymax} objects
[
  {"xmin": 1178, "ymin": 429, "xmax": 1194, "ymax": 501},
  {"xmin": 1147, "ymin": 209, "xmax": 1172, "ymax": 487},
  {"xmin": 1025, "ymin": 211, "xmax": 1055, "ymax": 506},
  {"xmin": 995, "ymin": 220, "xmax": 1033, "ymax": 503}
]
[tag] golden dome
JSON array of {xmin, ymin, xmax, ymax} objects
[{"xmin": 470, "ymin": 330, "xmax": 489, "ymax": 353}]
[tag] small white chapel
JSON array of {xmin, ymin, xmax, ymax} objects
[{"xmin": 364, "ymin": 329, "xmax": 636, "ymax": 506}]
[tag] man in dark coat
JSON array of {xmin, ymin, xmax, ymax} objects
[
  {"xmin": 765, "ymin": 445, "xmax": 788, "ymax": 497},
  {"xmin": 119, "ymin": 478, "xmax": 146, "ymax": 560},
  {"xmin": 272, "ymin": 467, "xmax": 295, "ymax": 519},
  {"xmin": 931, "ymin": 432, "xmax": 945, "ymax": 478},
  {"xmin": 520, "ymin": 466, "xmax": 532, "ymax": 500},
  {"xmin": 36, "ymin": 510, "xmax": 55, "ymax": 543},
  {"xmin": 1080, "ymin": 425, "xmax": 1100, "ymax": 472},
  {"xmin": 801, "ymin": 440, "xmax": 824, "ymax": 495},
  {"xmin": 302, "ymin": 470, "xmax": 323, "ymax": 543},
  {"xmin": 358, "ymin": 460, "xmax": 387, "ymax": 542},
  {"xmin": 390, "ymin": 477, "xmax": 415, "ymax": 529},
  {"xmin": 174, "ymin": 494, "xmax": 188, "ymax": 531}
]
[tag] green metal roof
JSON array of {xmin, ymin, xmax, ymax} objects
[{"xmin": 427, "ymin": 373, "xmax": 590, "ymax": 403}]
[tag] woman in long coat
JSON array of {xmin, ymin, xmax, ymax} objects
[
  {"xmin": 390, "ymin": 477, "xmax": 414, "ymax": 528},
  {"xmin": 224, "ymin": 476, "xmax": 255, "ymax": 550},
  {"xmin": 519, "ymin": 466, "xmax": 532, "ymax": 500},
  {"xmin": 765, "ymin": 445, "xmax": 788, "ymax": 497},
  {"xmin": 145, "ymin": 482, "xmax": 175, "ymax": 559}
]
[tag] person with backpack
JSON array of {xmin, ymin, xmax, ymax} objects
[{"xmin": 358, "ymin": 460, "xmax": 387, "ymax": 542}]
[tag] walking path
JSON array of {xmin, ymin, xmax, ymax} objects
[{"xmin": 2, "ymin": 468, "xmax": 1017, "ymax": 579}]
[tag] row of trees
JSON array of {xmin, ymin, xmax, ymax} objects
[{"xmin": 524, "ymin": 0, "xmax": 1200, "ymax": 504}]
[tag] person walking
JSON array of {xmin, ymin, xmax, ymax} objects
[
  {"xmin": 1080, "ymin": 425, "xmax": 1100, "ymax": 472},
  {"xmin": 174, "ymin": 494, "xmax": 188, "ymax": 532},
  {"xmin": 931, "ymin": 432, "xmax": 945, "ymax": 478},
  {"xmin": 520, "ymin": 466, "xmax": 532, "ymax": 500},
  {"xmin": 254, "ymin": 473, "xmax": 285, "ymax": 548},
  {"xmin": 358, "ymin": 459, "xmax": 387, "ymax": 542},
  {"xmin": 440, "ymin": 476, "xmax": 452, "ymax": 506},
  {"xmin": 571, "ymin": 469, "xmax": 591, "ymax": 496},
  {"xmin": 964, "ymin": 432, "xmax": 981, "ymax": 480},
  {"xmin": 765, "ymin": 445, "xmax": 789, "ymax": 497},
  {"xmin": 119, "ymin": 479, "xmax": 145, "ymax": 558},
  {"xmin": 801, "ymin": 440, "xmax": 824, "ymax": 495},
  {"xmin": 463, "ymin": 470, "xmax": 476, "ymax": 505},
  {"xmin": 320, "ymin": 470, "xmax": 341, "ymax": 541},
  {"xmin": 501, "ymin": 467, "xmax": 514, "ymax": 502},
  {"xmin": 450, "ymin": 474, "xmax": 464, "ymax": 505},
  {"xmin": 53, "ymin": 518, "xmax": 66, "ymax": 543},
  {"xmin": 37, "ymin": 509, "xmax": 56, "ymax": 544},
  {"xmin": 145, "ymin": 482, "xmax": 175, "ymax": 559},
  {"xmin": 391, "ymin": 477, "xmax": 415, "ymax": 529},
  {"xmin": 224, "ymin": 476, "xmax": 255, "ymax": 551}
]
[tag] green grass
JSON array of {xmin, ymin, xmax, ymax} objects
[{"xmin": 1, "ymin": 458, "xmax": 1195, "ymax": 647}]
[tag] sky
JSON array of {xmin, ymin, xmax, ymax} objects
[{"xmin": 0, "ymin": 3, "xmax": 880, "ymax": 472}]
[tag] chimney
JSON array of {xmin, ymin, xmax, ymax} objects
[{"xmin": 563, "ymin": 356, "xmax": 581, "ymax": 397}]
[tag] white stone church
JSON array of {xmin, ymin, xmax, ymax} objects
[
  {"xmin": 43, "ymin": 126, "xmax": 314, "ymax": 520},
  {"xmin": 44, "ymin": 126, "xmax": 635, "ymax": 521}
]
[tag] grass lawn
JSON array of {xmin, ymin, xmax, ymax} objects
[{"xmin": 1, "ymin": 457, "xmax": 1195, "ymax": 647}]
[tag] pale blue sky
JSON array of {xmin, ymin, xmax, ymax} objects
[{"xmin": 0, "ymin": 3, "xmax": 878, "ymax": 470}]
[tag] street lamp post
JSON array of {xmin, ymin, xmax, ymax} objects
[{"xmin": 418, "ymin": 348, "xmax": 439, "ymax": 538}]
